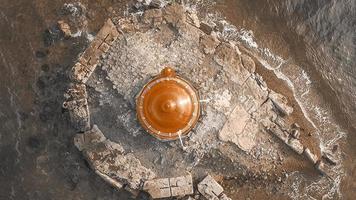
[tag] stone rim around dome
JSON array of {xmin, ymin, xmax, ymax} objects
[{"xmin": 136, "ymin": 68, "xmax": 200, "ymax": 141}]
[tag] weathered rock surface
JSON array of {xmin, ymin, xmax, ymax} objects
[
  {"xmin": 63, "ymin": 83, "xmax": 90, "ymax": 132},
  {"xmin": 74, "ymin": 125, "xmax": 156, "ymax": 190},
  {"xmin": 143, "ymin": 174, "xmax": 193, "ymax": 199}
]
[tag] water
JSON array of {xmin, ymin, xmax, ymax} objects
[{"xmin": 0, "ymin": 0, "xmax": 355, "ymax": 199}]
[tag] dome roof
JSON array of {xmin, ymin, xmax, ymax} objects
[{"xmin": 136, "ymin": 67, "xmax": 200, "ymax": 141}]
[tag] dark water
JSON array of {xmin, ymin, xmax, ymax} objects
[
  {"xmin": 214, "ymin": 0, "xmax": 356, "ymax": 198},
  {"xmin": 0, "ymin": 0, "xmax": 355, "ymax": 199}
]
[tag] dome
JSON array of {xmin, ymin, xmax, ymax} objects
[{"xmin": 136, "ymin": 67, "xmax": 200, "ymax": 141}]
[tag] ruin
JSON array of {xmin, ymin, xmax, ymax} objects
[{"xmin": 62, "ymin": 2, "xmax": 337, "ymax": 199}]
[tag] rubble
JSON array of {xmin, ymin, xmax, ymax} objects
[
  {"xmin": 143, "ymin": 175, "xmax": 193, "ymax": 199},
  {"xmin": 269, "ymin": 90, "xmax": 294, "ymax": 116},
  {"xmin": 62, "ymin": 83, "xmax": 90, "ymax": 132},
  {"xmin": 74, "ymin": 125, "xmax": 156, "ymax": 191},
  {"xmin": 70, "ymin": 19, "xmax": 119, "ymax": 83},
  {"xmin": 62, "ymin": 3, "xmax": 329, "ymax": 199},
  {"xmin": 197, "ymin": 175, "xmax": 230, "ymax": 200}
]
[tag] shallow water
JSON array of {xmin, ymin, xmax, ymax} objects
[{"xmin": 0, "ymin": 0, "xmax": 355, "ymax": 199}]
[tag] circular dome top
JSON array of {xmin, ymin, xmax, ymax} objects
[{"xmin": 136, "ymin": 67, "xmax": 200, "ymax": 141}]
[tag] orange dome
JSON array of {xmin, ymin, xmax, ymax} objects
[{"xmin": 136, "ymin": 67, "xmax": 200, "ymax": 141}]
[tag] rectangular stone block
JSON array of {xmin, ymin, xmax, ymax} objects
[
  {"xmin": 287, "ymin": 138, "xmax": 304, "ymax": 154},
  {"xmin": 198, "ymin": 175, "xmax": 224, "ymax": 199}
]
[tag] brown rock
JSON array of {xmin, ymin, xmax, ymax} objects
[
  {"xmin": 241, "ymin": 54, "xmax": 256, "ymax": 73},
  {"xmin": 199, "ymin": 34, "xmax": 219, "ymax": 54}
]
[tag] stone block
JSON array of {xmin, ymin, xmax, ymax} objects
[
  {"xmin": 268, "ymin": 125, "xmax": 289, "ymax": 143},
  {"xmin": 287, "ymin": 138, "xmax": 304, "ymax": 154},
  {"xmin": 198, "ymin": 175, "xmax": 224, "ymax": 199},
  {"xmin": 143, "ymin": 175, "xmax": 193, "ymax": 199}
]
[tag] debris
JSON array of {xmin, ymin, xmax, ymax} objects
[
  {"xmin": 57, "ymin": 20, "xmax": 71, "ymax": 38},
  {"xmin": 62, "ymin": 83, "xmax": 90, "ymax": 132},
  {"xmin": 74, "ymin": 125, "xmax": 156, "ymax": 191},
  {"xmin": 143, "ymin": 175, "xmax": 193, "ymax": 199},
  {"xmin": 291, "ymin": 122, "xmax": 301, "ymax": 130},
  {"xmin": 303, "ymin": 148, "xmax": 318, "ymax": 164},
  {"xmin": 269, "ymin": 90, "xmax": 294, "ymax": 116}
]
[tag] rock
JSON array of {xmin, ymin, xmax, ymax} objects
[
  {"xmin": 62, "ymin": 83, "xmax": 90, "ymax": 132},
  {"xmin": 267, "ymin": 125, "xmax": 289, "ymax": 143},
  {"xmin": 241, "ymin": 54, "xmax": 256, "ymax": 73},
  {"xmin": 291, "ymin": 122, "xmax": 301, "ymax": 130},
  {"xmin": 322, "ymin": 151, "xmax": 337, "ymax": 165},
  {"xmin": 219, "ymin": 104, "xmax": 257, "ymax": 152},
  {"xmin": 303, "ymin": 148, "xmax": 318, "ymax": 164},
  {"xmin": 239, "ymin": 76, "xmax": 269, "ymax": 113},
  {"xmin": 219, "ymin": 193, "xmax": 232, "ymax": 200},
  {"xmin": 57, "ymin": 20, "xmax": 71, "ymax": 38},
  {"xmin": 200, "ymin": 22, "xmax": 214, "ymax": 34},
  {"xmin": 186, "ymin": 11, "xmax": 200, "ymax": 27},
  {"xmin": 73, "ymin": 125, "xmax": 106, "ymax": 151},
  {"xmin": 150, "ymin": 0, "xmax": 166, "ymax": 8},
  {"xmin": 143, "ymin": 175, "xmax": 193, "ymax": 199},
  {"xmin": 287, "ymin": 138, "xmax": 304, "ymax": 155},
  {"xmin": 291, "ymin": 129, "xmax": 300, "ymax": 139},
  {"xmin": 315, "ymin": 160, "xmax": 332, "ymax": 177},
  {"xmin": 75, "ymin": 126, "xmax": 156, "ymax": 191},
  {"xmin": 162, "ymin": 3, "xmax": 186, "ymax": 27},
  {"xmin": 269, "ymin": 90, "xmax": 293, "ymax": 116},
  {"xmin": 142, "ymin": 9, "xmax": 163, "ymax": 27},
  {"xmin": 197, "ymin": 175, "xmax": 224, "ymax": 199},
  {"xmin": 199, "ymin": 34, "xmax": 220, "ymax": 54}
]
